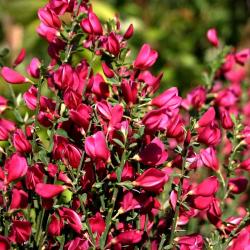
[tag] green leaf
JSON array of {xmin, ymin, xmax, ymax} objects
[{"xmin": 112, "ymin": 138, "xmax": 125, "ymax": 148}]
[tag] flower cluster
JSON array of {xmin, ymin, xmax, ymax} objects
[{"xmin": 0, "ymin": 0, "xmax": 250, "ymax": 249}]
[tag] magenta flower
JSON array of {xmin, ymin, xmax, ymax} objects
[
  {"xmin": 35, "ymin": 183, "xmax": 66, "ymax": 199},
  {"xmin": 134, "ymin": 168, "xmax": 168, "ymax": 193},
  {"xmin": 4, "ymin": 153, "xmax": 28, "ymax": 184},
  {"xmin": 12, "ymin": 129, "xmax": 32, "ymax": 154},
  {"xmin": 139, "ymin": 137, "xmax": 168, "ymax": 166},
  {"xmin": 134, "ymin": 44, "xmax": 158, "ymax": 70},
  {"xmin": 206, "ymin": 28, "xmax": 219, "ymax": 47},
  {"xmin": 81, "ymin": 10, "xmax": 103, "ymax": 35},
  {"xmin": 85, "ymin": 131, "xmax": 110, "ymax": 162},
  {"xmin": 9, "ymin": 220, "xmax": 31, "ymax": 244},
  {"xmin": 1, "ymin": 67, "xmax": 28, "ymax": 84}
]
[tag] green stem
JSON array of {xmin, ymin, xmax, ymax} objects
[
  {"xmin": 168, "ymin": 148, "xmax": 189, "ymax": 247},
  {"xmin": 78, "ymin": 195, "xmax": 95, "ymax": 248},
  {"xmin": 99, "ymin": 187, "xmax": 119, "ymax": 250},
  {"xmin": 100, "ymin": 148, "xmax": 127, "ymax": 249}
]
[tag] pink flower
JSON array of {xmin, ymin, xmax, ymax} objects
[
  {"xmin": 191, "ymin": 176, "xmax": 219, "ymax": 196},
  {"xmin": 235, "ymin": 48, "xmax": 250, "ymax": 65},
  {"xmin": 115, "ymin": 230, "xmax": 143, "ymax": 245},
  {"xmin": 90, "ymin": 74, "xmax": 109, "ymax": 100},
  {"xmin": 85, "ymin": 131, "xmax": 110, "ymax": 162},
  {"xmin": 151, "ymin": 87, "xmax": 182, "ymax": 111},
  {"xmin": 35, "ymin": 183, "xmax": 66, "ymax": 199},
  {"xmin": 101, "ymin": 62, "xmax": 114, "ymax": 78},
  {"xmin": 134, "ymin": 168, "xmax": 168, "ymax": 193},
  {"xmin": 4, "ymin": 153, "xmax": 28, "ymax": 184},
  {"xmin": 228, "ymin": 177, "xmax": 248, "ymax": 194},
  {"xmin": 37, "ymin": 23, "xmax": 58, "ymax": 42},
  {"xmin": 219, "ymin": 107, "xmax": 234, "ymax": 129},
  {"xmin": 142, "ymin": 108, "xmax": 169, "ymax": 132},
  {"xmin": 206, "ymin": 28, "xmax": 219, "ymax": 47},
  {"xmin": 13, "ymin": 48, "xmax": 26, "ymax": 67},
  {"xmin": 89, "ymin": 212, "xmax": 106, "ymax": 235},
  {"xmin": 9, "ymin": 189, "xmax": 28, "ymax": 210},
  {"xmin": 134, "ymin": 44, "xmax": 158, "ymax": 70},
  {"xmin": 25, "ymin": 164, "xmax": 44, "ymax": 190},
  {"xmin": 240, "ymin": 158, "xmax": 250, "ymax": 171},
  {"xmin": 139, "ymin": 138, "xmax": 168, "ymax": 166},
  {"xmin": 60, "ymin": 207, "xmax": 82, "ymax": 233},
  {"xmin": 9, "ymin": 220, "xmax": 31, "ymax": 244},
  {"xmin": 27, "ymin": 58, "xmax": 41, "ymax": 78},
  {"xmin": 1, "ymin": 67, "xmax": 28, "ymax": 84},
  {"xmin": 70, "ymin": 104, "xmax": 92, "ymax": 130},
  {"xmin": 64, "ymin": 237, "xmax": 89, "ymax": 250},
  {"xmin": 0, "ymin": 119, "xmax": 15, "ymax": 141},
  {"xmin": 48, "ymin": 213, "xmax": 63, "ymax": 237},
  {"xmin": 124, "ymin": 24, "xmax": 134, "ymax": 39},
  {"xmin": 138, "ymin": 71, "xmax": 163, "ymax": 94},
  {"xmin": 23, "ymin": 86, "xmax": 38, "ymax": 110},
  {"xmin": 199, "ymin": 147, "xmax": 219, "ymax": 171},
  {"xmin": 63, "ymin": 89, "xmax": 82, "ymax": 109},
  {"xmin": 0, "ymin": 96, "xmax": 8, "ymax": 114},
  {"xmin": 107, "ymin": 32, "xmax": 120, "ymax": 56},
  {"xmin": 228, "ymin": 228, "xmax": 250, "ymax": 250},
  {"xmin": 12, "ymin": 129, "xmax": 32, "ymax": 154},
  {"xmin": 38, "ymin": 7, "xmax": 61, "ymax": 29},
  {"xmin": 198, "ymin": 107, "xmax": 215, "ymax": 127},
  {"xmin": 66, "ymin": 144, "xmax": 82, "ymax": 169},
  {"xmin": 120, "ymin": 191, "xmax": 141, "ymax": 213},
  {"xmin": 81, "ymin": 11, "xmax": 103, "ymax": 35},
  {"xmin": 0, "ymin": 235, "xmax": 10, "ymax": 250},
  {"xmin": 182, "ymin": 86, "xmax": 206, "ymax": 110},
  {"xmin": 96, "ymin": 101, "xmax": 123, "ymax": 131},
  {"xmin": 121, "ymin": 79, "xmax": 138, "ymax": 106},
  {"xmin": 177, "ymin": 234, "xmax": 203, "ymax": 250}
]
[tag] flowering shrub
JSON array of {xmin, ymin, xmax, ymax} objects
[{"xmin": 0, "ymin": 0, "xmax": 250, "ymax": 249}]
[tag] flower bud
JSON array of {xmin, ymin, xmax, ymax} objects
[
  {"xmin": 101, "ymin": 62, "xmax": 115, "ymax": 78},
  {"xmin": 107, "ymin": 32, "xmax": 120, "ymax": 56},
  {"xmin": 206, "ymin": 28, "xmax": 219, "ymax": 47},
  {"xmin": 13, "ymin": 48, "xmax": 26, "ymax": 67},
  {"xmin": 48, "ymin": 213, "xmax": 63, "ymax": 237},
  {"xmin": 81, "ymin": 11, "xmax": 103, "ymax": 35},
  {"xmin": 124, "ymin": 24, "xmax": 134, "ymax": 39},
  {"xmin": 12, "ymin": 129, "xmax": 32, "ymax": 154}
]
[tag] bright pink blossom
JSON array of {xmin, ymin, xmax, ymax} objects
[
  {"xmin": 1, "ymin": 67, "xmax": 28, "ymax": 84},
  {"xmin": 134, "ymin": 43, "xmax": 158, "ymax": 70}
]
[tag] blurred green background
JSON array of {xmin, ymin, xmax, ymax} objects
[{"xmin": 0, "ymin": 0, "xmax": 249, "ymax": 94}]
